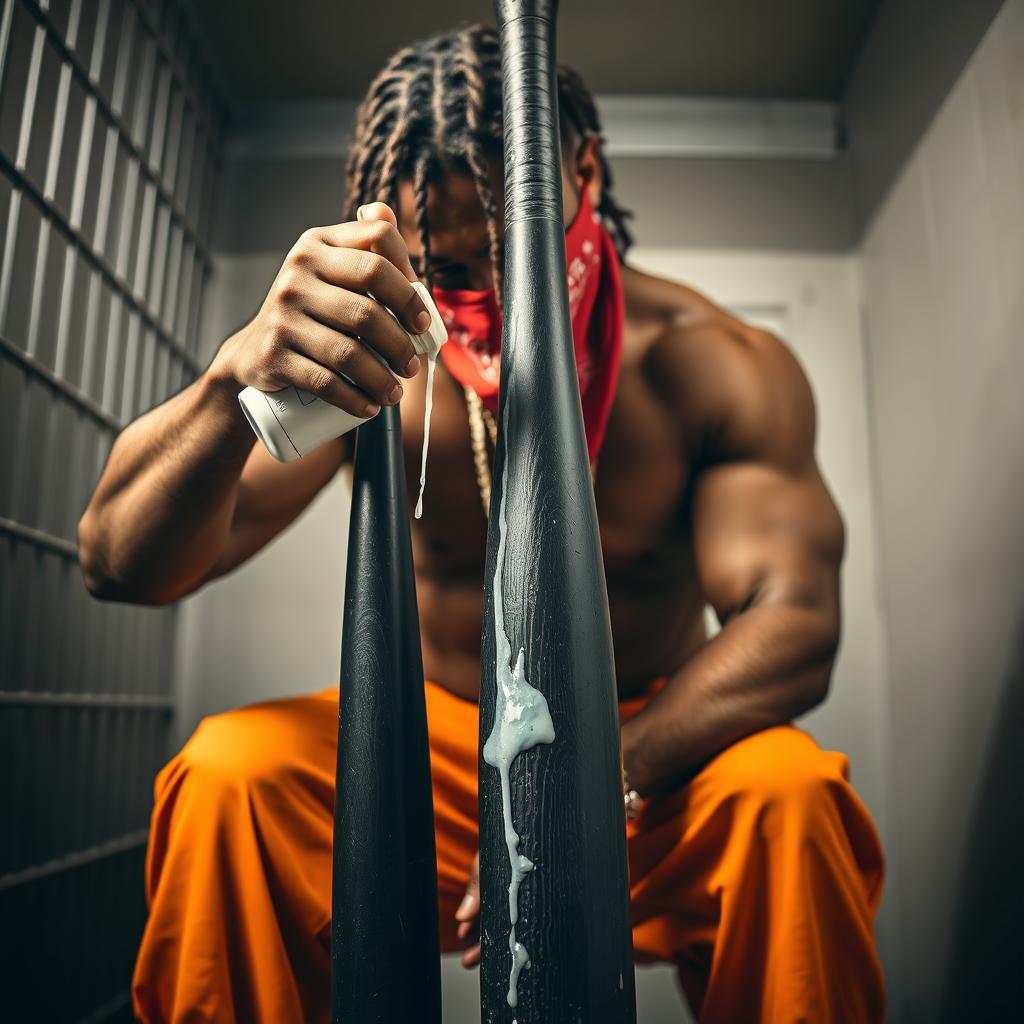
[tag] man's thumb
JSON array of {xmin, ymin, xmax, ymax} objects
[{"xmin": 456, "ymin": 854, "xmax": 481, "ymax": 920}]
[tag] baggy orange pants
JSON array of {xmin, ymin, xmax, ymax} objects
[{"xmin": 132, "ymin": 681, "xmax": 885, "ymax": 1023}]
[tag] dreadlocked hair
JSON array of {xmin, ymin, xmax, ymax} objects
[{"xmin": 342, "ymin": 23, "xmax": 634, "ymax": 308}]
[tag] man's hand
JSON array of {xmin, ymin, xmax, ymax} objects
[
  {"xmin": 455, "ymin": 852, "xmax": 482, "ymax": 968},
  {"xmin": 77, "ymin": 208, "xmax": 426, "ymax": 605},
  {"xmin": 211, "ymin": 203, "xmax": 431, "ymax": 418}
]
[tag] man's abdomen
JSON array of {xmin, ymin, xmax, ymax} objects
[{"xmin": 415, "ymin": 559, "xmax": 709, "ymax": 702}]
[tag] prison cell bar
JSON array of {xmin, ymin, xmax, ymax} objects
[
  {"xmin": 0, "ymin": 0, "xmax": 224, "ymax": 1015},
  {"xmin": 477, "ymin": 1, "xmax": 637, "ymax": 1021},
  {"xmin": 331, "ymin": 403, "xmax": 442, "ymax": 1023}
]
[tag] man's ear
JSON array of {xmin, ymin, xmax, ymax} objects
[{"xmin": 574, "ymin": 133, "xmax": 604, "ymax": 211}]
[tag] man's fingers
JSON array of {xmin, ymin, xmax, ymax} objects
[
  {"xmin": 356, "ymin": 202, "xmax": 398, "ymax": 228},
  {"xmin": 287, "ymin": 315, "xmax": 404, "ymax": 409},
  {"xmin": 455, "ymin": 852, "xmax": 481, "ymax": 922},
  {"xmin": 299, "ymin": 278, "xmax": 420, "ymax": 378},
  {"xmin": 312, "ymin": 211, "xmax": 419, "ymax": 285},
  {"xmin": 310, "ymin": 248, "xmax": 430, "ymax": 352},
  {"xmin": 300, "ymin": 212, "xmax": 431, "ymax": 337},
  {"xmin": 455, "ymin": 888, "xmax": 480, "ymax": 921},
  {"xmin": 457, "ymin": 855, "xmax": 481, "ymax": 969},
  {"xmin": 273, "ymin": 350, "xmax": 381, "ymax": 420}
]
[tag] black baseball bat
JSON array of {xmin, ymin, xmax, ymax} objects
[
  {"xmin": 478, "ymin": 1, "xmax": 637, "ymax": 1021},
  {"xmin": 331, "ymin": 405, "xmax": 441, "ymax": 1023}
]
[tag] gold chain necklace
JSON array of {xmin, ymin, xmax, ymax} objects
[
  {"xmin": 464, "ymin": 385, "xmax": 497, "ymax": 517},
  {"xmin": 462, "ymin": 384, "xmax": 597, "ymax": 519}
]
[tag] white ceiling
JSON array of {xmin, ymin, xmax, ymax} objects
[{"xmin": 193, "ymin": 0, "xmax": 882, "ymax": 103}]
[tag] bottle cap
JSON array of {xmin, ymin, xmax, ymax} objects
[
  {"xmin": 238, "ymin": 387, "xmax": 302, "ymax": 462},
  {"xmin": 408, "ymin": 281, "xmax": 447, "ymax": 359}
]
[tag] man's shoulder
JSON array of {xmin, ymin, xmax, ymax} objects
[
  {"xmin": 622, "ymin": 263, "xmax": 773, "ymax": 366},
  {"xmin": 621, "ymin": 264, "xmax": 814, "ymax": 461}
]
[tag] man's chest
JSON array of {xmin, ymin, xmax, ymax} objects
[{"xmin": 397, "ymin": 358, "xmax": 692, "ymax": 576}]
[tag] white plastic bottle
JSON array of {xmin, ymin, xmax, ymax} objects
[{"xmin": 238, "ymin": 281, "xmax": 447, "ymax": 462}]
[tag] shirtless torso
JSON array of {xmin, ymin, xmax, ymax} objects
[{"xmin": 406, "ymin": 265, "xmax": 718, "ymax": 702}]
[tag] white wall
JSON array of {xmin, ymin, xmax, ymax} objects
[
  {"xmin": 857, "ymin": 2, "xmax": 1024, "ymax": 1019},
  {"xmin": 842, "ymin": 0, "xmax": 1007, "ymax": 234}
]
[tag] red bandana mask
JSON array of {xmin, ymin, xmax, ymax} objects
[{"xmin": 432, "ymin": 188, "xmax": 624, "ymax": 461}]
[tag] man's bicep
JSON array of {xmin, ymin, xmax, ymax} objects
[
  {"xmin": 690, "ymin": 330, "xmax": 844, "ymax": 623},
  {"xmin": 692, "ymin": 459, "xmax": 844, "ymax": 625},
  {"xmin": 205, "ymin": 436, "xmax": 351, "ymax": 582}
]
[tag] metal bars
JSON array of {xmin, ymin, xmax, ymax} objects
[
  {"xmin": 0, "ymin": 108, "xmax": 200, "ymax": 371},
  {"xmin": 0, "ymin": 329, "xmax": 121, "ymax": 429},
  {"xmin": 0, "ymin": 1, "xmax": 226, "ymax": 1019},
  {"xmin": 0, "ymin": 828, "xmax": 149, "ymax": 891},
  {"xmin": 0, "ymin": 689, "xmax": 174, "ymax": 708},
  {"xmin": 0, "ymin": 512, "xmax": 81, "ymax": 557}
]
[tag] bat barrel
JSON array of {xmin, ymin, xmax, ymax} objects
[
  {"xmin": 331, "ymin": 406, "xmax": 441, "ymax": 1024},
  {"xmin": 479, "ymin": 1, "xmax": 638, "ymax": 1021}
]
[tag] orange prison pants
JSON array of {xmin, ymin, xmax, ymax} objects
[{"xmin": 132, "ymin": 682, "xmax": 885, "ymax": 1023}]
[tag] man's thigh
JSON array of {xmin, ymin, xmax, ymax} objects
[{"xmin": 624, "ymin": 724, "xmax": 881, "ymax": 962}]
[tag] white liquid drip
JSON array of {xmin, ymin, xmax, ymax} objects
[
  {"xmin": 413, "ymin": 353, "xmax": 437, "ymax": 519},
  {"xmin": 482, "ymin": 405, "xmax": 556, "ymax": 1010}
]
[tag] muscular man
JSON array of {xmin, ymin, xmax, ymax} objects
[{"xmin": 79, "ymin": 25, "xmax": 884, "ymax": 1024}]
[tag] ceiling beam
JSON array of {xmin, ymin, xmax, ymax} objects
[
  {"xmin": 600, "ymin": 96, "xmax": 839, "ymax": 158},
  {"xmin": 226, "ymin": 96, "xmax": 841, "ymax": 162}
]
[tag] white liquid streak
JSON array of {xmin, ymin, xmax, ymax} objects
[
  {"xmin": 482, "ymin": 404, "xmax": 556, "ymax": 1010},
  {"xmin": 413, "ymin": 354, "xmax": 436, "ymax": 520}
]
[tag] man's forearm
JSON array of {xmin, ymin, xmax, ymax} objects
[
  {"xmin": 621, "ymin": 600, "xmax": 839, "ymax": 796},
  {"xmin": 78, "ymin": 359, "xmax": 254, "ymax": 605}
]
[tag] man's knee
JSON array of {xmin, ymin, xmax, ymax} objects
[
  {"xmin": 702, "ymin": 725, "xmax": 847, "ymax": 818},
  {"xmin": 173, "ymin": 705, "xmax": 293, "ymax": 797}
]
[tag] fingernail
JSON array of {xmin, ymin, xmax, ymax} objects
[
  {"xmin": 405, "ymin": 354, "xmax": 421, "ymax": 376},
  {"xmin": 387, "ymin": 382, "xmax": 403, "ymax": 404},
  {"xmin": 456, "ymin": 893, "xmax": 474, "ymax": 918},
  {"xmin": 414, "ymin": 311, "xmax": 431, "ymax": 333},
  {"xmin": 364, "ymin": 401, "xmax": 380, "ymax": 417},
  {"xmin": 356, "ymin": 205, "xmax": 367, "ymax": 221}
]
